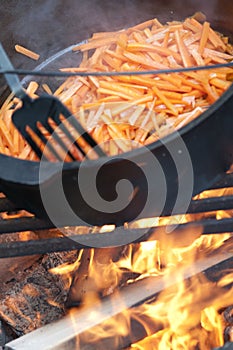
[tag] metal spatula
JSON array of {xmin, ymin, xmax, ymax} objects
[{"xmin": 0, "ymin": 43, "xmax": 106, "ymax": 161}]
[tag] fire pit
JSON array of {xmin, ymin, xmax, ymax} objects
[
  {"xmin": 0, "ymin": 174, "xmax": 232, "ymax": 349},
  {"xmin": 0, "ymin": 0, "xmax": 233, "ymax": 349}
]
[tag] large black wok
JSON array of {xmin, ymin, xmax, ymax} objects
[{"xmin": 0, "ymin": 0, "xmax": 232, "ymax": 227}]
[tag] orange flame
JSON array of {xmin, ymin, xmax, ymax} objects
[{"xmin": 49, "ymin": 186, "xmax": 233, "ymax": 349}]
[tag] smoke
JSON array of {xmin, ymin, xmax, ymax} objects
[
  {"xmin": 0, "ymin": 0, "xmax": 231, "ymax": 62},
  {"xmin": 0, "ymin": 0, "xmax": 232, "ymax": 98}
]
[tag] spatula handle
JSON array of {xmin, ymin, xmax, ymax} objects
[{"xmin": 0, "ymin": 43, "xmax": 27, "ymax": 99}]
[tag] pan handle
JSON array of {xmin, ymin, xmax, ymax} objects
[{"xmin": 0, "ymin": 43, "xmax": 27, "ymax": 99}]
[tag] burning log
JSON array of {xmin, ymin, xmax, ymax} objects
[
  {"xmin": 224, "ymin": 327, "xmax": 233, "ymax": 344},
  {"xmin": 0, "ymin": 319, "xmax": 17, "ymax": 347},
  {"xmin": 66, "ymin": 246, "xmax": 133, "ymax": 306},
  {"xmin": 0, "ymin": 231, "xmax": 40, "ymax": 284},
  {"xmin": 224, "ymin": 306, "xmax": 233, "ymax": 325},
  {"xmin": 1, "ymin": 178, "xmax": 233, "ymax": 348},
  {"xmin": 215, "ymin": 343, "xmax": 233, "ymax": 350},
  {"xmin": 0, "ymin": 210, "xmax": 42, "ymax": 282},
  {"xmin": 5, "ymin": 250, "xmax": 233, "ymax": 350},
  {"xmin": 0, "ymin": 251, "xmax": 78, "ymax": 336},
  {"xmin": 223, "ymin": 307, "xmax": 233, "ymax": 343}
]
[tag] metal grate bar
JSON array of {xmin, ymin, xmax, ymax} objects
[
  {"xmin": 0, "ymin": 216, "xmax": 55, "ymax": 234},
  {"xmin": 0, "ymin": 217, "xmax": 233, "ymax": 258},
  {"xmin": 0, "ymin": 173, "xmax": 232, "ymax": 232},
  {"xmin": 0, "ymin": 173, "xmax": 232, "ymax": 257},
  {"xmin": 0, "ymin": 198, "xmax": 22, "ymax": 213},
  {"xmin": 0, "ymin": 194, "xmax": 233, "ymax": 234},
  {"xmin": 211, "ymin": 173, "xmax": 233, "ymax": 189},
  {"xmin": 0, "ymin": 196, "xmax": 232, "ymax": 234},
  {"xmin": 187, "ymin": 195, "xmax": 233, "ymax": 214}
]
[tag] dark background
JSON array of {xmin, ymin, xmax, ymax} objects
[{"xmin": 0, "ymin": 0, "xmax": 232, "ymax": 97}]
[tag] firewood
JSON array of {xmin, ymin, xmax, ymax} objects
[
  {"xmin": 0, "ymin": 231, "xmax": 40, "ymax": 284},
  {"xmin": 6, "ymin": 251, "xmax": 233, "ymax": 350},
  {"xmin": 0, "ymin": 251, "xmax": 78, "ymax": 336},
  {"xmin": 66, "ymin": 246, "xmax": 127, "ymax": 306}
]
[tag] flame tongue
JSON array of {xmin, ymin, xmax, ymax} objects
[
  {"xmin": 9, "ymin": 246, "xmax": 233, "ymax": 350},
  {"xmin": 46, "ymin": 185, "xmax": 233, "ymax": 349}
]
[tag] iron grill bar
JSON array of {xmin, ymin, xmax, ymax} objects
[
  {"xmin": 186, "ymin": 195, "xmax": 233, "ymax": 214},
  {"xmin": 0, "ymin": 194, "xmax": 233, "ymax": 234},
  {"xmin": 0, "ymin": 173, "xmax": 232, "ymax": 257},
  {"xmin": 0, "ymin": 216, "xmax": 55, "ymax": 234},
  {"xmin": 0, "ymin": 174, "xmax": 233, "ymax": 214},
  {"xmin": 211, "ymin": 173, "xmax": 233, "ymax": 189},
  {"xmin": 0, "ymin": 217, "xmax": 233, "ymax": 258},
  {"xmin": 0, "ymin": 197, "xmax": 21, "ymax": 212}
]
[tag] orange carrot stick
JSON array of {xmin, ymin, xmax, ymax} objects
[
  {"xmin": 15, "ymin": 44, "xmax": 40, "ymax": 60},
  {"xmin": 123, "ymin": 51, "xmax": 169, "ymax": 69},
  {"xmin": 97, "ymin": 87, "xmax": 137, "ymax": 100},
  {"xmin": 199, "ymin": 21, "xmax": 210, "ymax": 55},
  {"xmin": 126, "ymin": 43, "xmax": 181, "ymax": 62},
  {"xmin": 152, "ymin": 86, "xmax": 178, "ymax": 116},
  {"xmin": 174, "ymin": 30, "xmax": 193, "ymax": 67},
  {"xmin": 74, "ymin": 36, "xmax": 119, "ymax": 52},
  {"xmin": 128, "ymin": 19, "xmax": 155, "ymax": 32},
  {"xmin": 99, "ymin": 81, "xmax": 142, "ymax": 98}
]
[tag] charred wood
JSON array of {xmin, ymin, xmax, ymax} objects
[
  {"xmin": 0, "ymin": 251, "xmax": 78, "ymax": 336},
  {"xmin": 214, "ymin": 342, "xmax": 233, "ymax": 349},
  {"xmin": 6, "ymin": 251, "xmax": 233, "ymax": 350},
  {"xmin": 66, "ymin": 246, "xmax": 128, "ymax": 307},
  {"xmin": 0, "ymin": 320, "xmax": 17, "ymax": 348},
  {"xmin": 224, "ymin": 307, "xmax": 233, "ymax": 325},
  {"xmin": 0, "ymin": 231, "xmax": 40, "ymax": 283}
]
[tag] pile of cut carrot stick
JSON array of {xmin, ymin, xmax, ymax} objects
[{"xmin": 0, "ymin": 14, "xmax": 233, "ymax": 160}]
